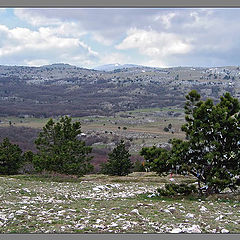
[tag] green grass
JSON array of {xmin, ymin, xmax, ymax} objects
[{"xmin": 126, "ymin": 107, "xmax": 184, "ymax": 114}]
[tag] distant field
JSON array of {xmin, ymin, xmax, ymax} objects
[
  {"xmin": 0, "ymin": 173, "xmax": 239, "ymax": 233},
  {"xmin": 0, "ymin": 108, "xmax": 186, "ymax": 154}
]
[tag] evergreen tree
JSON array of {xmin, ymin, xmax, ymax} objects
[
  {"xmin": 33, "ymin": 116, "xmax": 93, "ymax": 176},
  {"xmin": 141, "ymin": 90, "xmax": 240, "ymax": 194},
  {"xmin": 101, "ymin": 140, "xmax": 133, "ymax": 176},
  {"xmin": 140, "ymin": 146, "xmax": 170, "ymax": 175},
  {"xmin": 0, "ymin": 138, "xmax": 23, "ymax": 175}
]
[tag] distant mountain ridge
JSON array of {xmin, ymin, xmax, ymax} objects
[
  {"xmin": 93, "ymin": 63, "xmax": 145, "ymax": 71},
  {"xmin": 0, "ymin": 62, "xmax": 239, "ymax": 118}
]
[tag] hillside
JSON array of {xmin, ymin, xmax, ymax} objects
[{"xmin": 0, "ymin": 64, "xmax": 239, "ymax": 118}]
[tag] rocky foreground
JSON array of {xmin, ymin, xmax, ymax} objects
[{"xmin": 0, "ymin": 175, "xmax": 239, "ymax": 233}]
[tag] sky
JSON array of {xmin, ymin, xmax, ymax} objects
[{"xmin": 0, "ymin": 8, "xmax": 240, "ymax": 69}]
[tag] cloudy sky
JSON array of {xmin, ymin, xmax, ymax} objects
[{"xmin": 0, "ymin": 8, "xmax": 240, "ymax": 68}]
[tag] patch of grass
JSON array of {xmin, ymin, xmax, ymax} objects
[
  {"xmin": 11, "ymin": 174, "xmax": 82, "ymax": 183},
  {"xmin": 136, "ymin": 192, "xmax": 204, "ymax": 202}
]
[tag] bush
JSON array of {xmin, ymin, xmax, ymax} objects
[
  {"xmin": 157, "ymin": 183, "xmax": 197, "ymax": 196},
  {"xmin": 163, "ymin": 127, "xmax": 169, "ymax": 132},
  {"xmin": 0, "ymin": 138, "xmax": 23, "ymax": 175}
]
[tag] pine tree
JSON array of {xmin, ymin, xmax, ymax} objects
[
  {"xmin": 0, "ymin": 138, "xmax": 23, "ymax": 175},
  {"xmin": 141, "ymin": 91, "xmax": 240, "ymax": 194},
  {"xmin": 33, "ymin": 116, "xmax": 93, "ymax": 176},
  {"xmin": 101, "ymin": 140, "xmax": 133, "ymax": 176},
  {"xmin": 180, "ymin": 90, "xmax": 240, "ymax": 194}
]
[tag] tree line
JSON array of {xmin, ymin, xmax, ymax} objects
[{"xmin": 0, "ymin": 90, "xmax": 240, "ymax": 195}]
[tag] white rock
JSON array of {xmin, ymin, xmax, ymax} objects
[
  {"xmin": 22, "ymin": 188, "xmax": 31, "ymax": 193},
  {"xmin": 168, "ymin": 207, "xmax": 176, "ymax": 213},
  {"xmin": 147, "ymin": 193, "xmax": 156, "ymax": 198},
  {"xmin": 75, "ymin": 224, "xmax": 85, "ymax": 229},
  {"xmin": 8, "ymin": 213, "xmax": 14, "ymax": 219},
  {"xmin": 163, "ymin": 209, "xmax": 171, "ymax": 214},
  {"xmin": 109, "ymin": 222, "xmax": 118, "ymax": 227},
  {"xmin": 200, "ymin": 206, "xmax": 207, "ymax": 212},
  {"xmin": 170, "ymin": 228, "xmax": 182, "ymax": 233},
  {"xmin": 186, "ymin": 213, "xmax": 194, "ymax": 218},
  {"xmin": 96, "ymin": 219, "xmax": 102, "ymax": 223},
  {"xmin": 186, "ymin": 225, "xmax": 201, "ymax": 233},
  {"xmin": 131, "ymin": 209, "xmax": 139, "ymax": 215},
  {"xmin": 0, "ymin": 214, "xmax": 7, "ymax": 220},
  {"xmin": 15, "ymin": 210, "xmax": 27, "ymax": 215},
  {"xmin": 215, "ymin": 215, "xmax": 224, "ymax": 221},
  {"xmin": 221, "ymin": 229, "xmax": 229, "ymax": 233},
  {"xmin": 93, "ymin": 224, "xmax": 105, "ymax": 229}
]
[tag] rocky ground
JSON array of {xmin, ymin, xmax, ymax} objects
[{"xmin": 0, "ymin": 173, "xmax": 239, "ymax": 233}]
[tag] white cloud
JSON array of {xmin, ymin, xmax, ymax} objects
[
  {"xmin": 14, "ymin": 8, "xmax": 62, "ymax": 26},
  {"xmin": 98, "ymin": 52, "xmax": 131, "ymax": 65},
  {"xmin": 8, "ymin": 8, "xmax": 240, "ymax": 67},
  {"xmin": 92, "ymin": 33, "xmax": 113, "ymax": 46},
  {"xmin": 154, "ymin": 12, "xmax": 176, "ymax": 29},
  {"xmin": 0, "ymin": 24, "xmax": 99, "ymax": 67},
  {"xmin": 116, "ymin": 28, "xmax": 192, "ymax": 67}
]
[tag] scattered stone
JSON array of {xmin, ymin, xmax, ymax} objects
[
  {"xmin": 8, "ymin": 213, "xmax": 14, "ymax": 219},
  {"xmin": 186, "ymin": 213, "xmax": 194, "ymax": 218},
  {"xmin": 96, "ymin": 219, "xmax": 102, "ymax": 223},
  {"xmin": 109, "ymin": 222, "xmax": 118, "ymax": 227},
  {"xmin": 131, "ymin": 209, "xmax": 139, "ymax": 215},
  {"xmin": 0, "ymin": 214, "xmax": 7, "ymax": 221},
  {"xmin": 163, "ymin": 209, "xmax": 171, "ymax": 214},
  {"xmin": 168, "ymin": 207, "xmax": 176, "ymax": 213},
  {"xmin": 200, "ymin": 206, "xmax": 207, "ymax": 212},
  {"xmin": 185, "ymin": 225, "xmax": 201, "ymax": 233},
  {"xmin": 215, "ymin": 215, "xmax": 224, "ymax": 221},
  {"xmin": 147, "ymin": 193, "xmax": 156, "ymax": 198},
  {"xmin": 221, "ymin": 229, "xmax": 229, "ymax": 233},
  {"xmin": 170, "ymin": 228, "xmax": 182, "ymax": 233},
  {"xmin": 15, "ymin": 210, "xmax": 27, "ymax": 215}
]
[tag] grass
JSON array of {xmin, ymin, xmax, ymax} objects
[{"xmin": 0, "ymin": 173, "xmax": 239, "ymax": 233}]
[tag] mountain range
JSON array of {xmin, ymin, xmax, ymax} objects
[{"xmin": 0, "ymin": 63, "xmax": 239, "ymax": 118}]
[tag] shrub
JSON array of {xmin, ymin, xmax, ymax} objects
[{"xmin": 157, "ymin": 183, "xmax": 197, "ymax": 196}]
